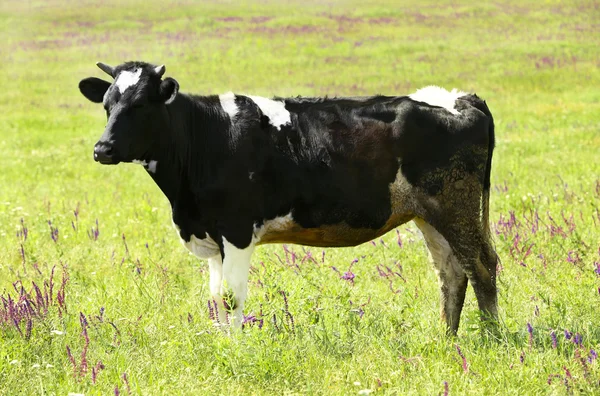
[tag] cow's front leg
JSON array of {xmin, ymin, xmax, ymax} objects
[
  {"xmin": 208, "ymin": 255, "xmax": 229, "ymax": 326},
  {"xmin": 220, "ymin": 237, "xmax": 255, "ymax": 329}
]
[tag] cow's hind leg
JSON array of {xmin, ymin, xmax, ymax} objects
[
  {"xmin": 436, "ymin": 220, "xmax": 498, "ymax": 332},
  {"xmin": 414, "ymin": 218, "xmax": 468, "ymax": 334}
]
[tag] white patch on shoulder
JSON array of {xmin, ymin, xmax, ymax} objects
[
  {"xmin": 409, "ymin": 86, "xmax": 468, "ymax": 115},
  {"xmin": 248, "ymin": 95, "xmax": 291, "ymax": 130},
  {"xmin": 253, "ymin": 212, "xmax": 294, "ymax": 241},
  {"xmin": 219, "ymin": 92, "xmax": 238, "ymax": 119},
  {"xmin": 172, "ymin": 220, "xmax": 220, "ymax": 259},
  {"xmin": 132, "ymin": 159, "xmax": 158, "ymax": 174},
  {"xmin": 115, "ymin": 69, "xmax": 142, "ymax": 94}
]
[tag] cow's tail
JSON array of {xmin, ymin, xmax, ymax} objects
[{"xmin": 480, "ymin": 100, "xmax": 495, "ymax": 239}]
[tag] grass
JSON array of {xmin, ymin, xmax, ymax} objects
[{"xmin": 1, "ymin": 0, "xmax": 599, "ymax": 394}]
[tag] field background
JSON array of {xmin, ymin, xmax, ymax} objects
[{"xmin": 1, "ymin": 0, "xmax": 599, "ymax": 394}]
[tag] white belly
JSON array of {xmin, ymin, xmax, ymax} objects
[{"xmin": 172, "ymin": 221, "xmax": 220, "ymax": 259}]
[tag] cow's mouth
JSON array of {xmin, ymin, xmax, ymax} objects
[
  {"xmin": 93, "ymin": 148, "xmax": 120, "ymax": 165},
  {"xmin": 96, "ymin": 157, "xmax": 120, "ymax": 165}
]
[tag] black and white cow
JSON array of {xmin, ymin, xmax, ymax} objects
[{"xmin": 79, "ymin": 61, "xmax": 498, "ymax": 334}]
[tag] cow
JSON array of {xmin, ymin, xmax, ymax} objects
[{"xmin": 79, "ymin": 61, "xmax": 498, "ymax": 334}]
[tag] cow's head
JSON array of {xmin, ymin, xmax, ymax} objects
[{"xmin": 79, "ymin": 61, "xmax": 179, "ymax": 165}]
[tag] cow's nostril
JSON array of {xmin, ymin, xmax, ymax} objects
[{"xmin": 94, "ymin": 144, "xmax": 116, "ymax": 164}]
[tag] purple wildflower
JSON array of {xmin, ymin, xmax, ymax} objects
[
  {"xmin": 520, "ymin": 351, "xmax": 525, "ymax": 364},
  {"xmin": 79, "ymin": 313, "xmax": 90, "ymax": 376},
  {"xmin": 588, "ymin": 349, "xmax": 597, "ymax": 363},
  {"xmin": 566, "ymin": 251, "xmax": 580, "ymax": 264},
  {"xmin": 66, "ymin": 345, "xmax": 77, "ymax": 375},
  {"xmin": 122, "ymin": 233, "xmax": 129, "ymax": 255},
  {"xmin": 396, "ymin": 229, "xmax": 403, "ymax": 248},
  {"xmin": 550, "ymin": 330, "xmax": 557, "ymax": 349},
  {"xmin": 92, "ymin": 360, "xmax": 105, "ymax": 384},
  {"xmin": 341, "ymin": 271, "xmax": 355, "ymax": 284},
  {"xmin": 455, "ymin": 345, "xmax": 468, "ymax": 372},
  {"xmin": 88, "ymin": 219, "xmax": 100, "ymax": 241},
  {"xmin": 443, "ymin": 381, "xmax": 449, "ymax": 396},
  {"xmin": 17, "ymin": 218, "xmax": 28, "ymax": 241},
  {"xmin": 356, "ymin": 307, "xmax": 365, "ymax": 318},
  {"xmin": 564, "ymin": 329, "xmax": 572, "ymax": 340},
  {"xmin": 122, "ymin": 372, "xmax": 131, "ymax": 394},
  {"xmin": 280, "ymin": 291, "xmax": 295, "ymax": 333},
  {"xmin": 271, "ymin": 313, "xmax": 279, "ymax": 331},
  {"xmin": 48, "ymin": 221, "xmax": 59, "ymax": 243},
  {"xmin": 25, "ymin": 317, "xmax": 32, "ymax": 339},
  {"xmin": 594, "ymin": 262, "xmax": 600, "ymax": 276},
  {"xmin": 573, "ymin": 333, "xmax": 582, "ymax": 347},
  {"xmin": 258, "ymin": 304, "xmax": 264, "ymax": 329},
  {"xmin": 527, "ymin": 323, "xmax": 533, "ymax": 348},
  {"xmin": 242, "ymin": 314, "xmax": 258, "ymax": 327}
]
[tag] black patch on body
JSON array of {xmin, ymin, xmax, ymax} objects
[{"xmin": 163, "ymin": 93, "xmax": 490, "ymax": 250}]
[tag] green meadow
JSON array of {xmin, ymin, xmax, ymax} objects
[{"xmin": 1, "ymin": 0, "xmax": 599, "ymax": 394}]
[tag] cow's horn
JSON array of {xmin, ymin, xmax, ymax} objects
[
  {"xmin": 155, "ymin": 64, "xmax": 166, "ymax": 78},
  {"xmin": 96, "ymin": 62, "xmax": 115, "ymax": 78}
]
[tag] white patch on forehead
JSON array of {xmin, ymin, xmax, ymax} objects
[
  {"xmin": 114, "ymin": 69, "xmax": 142, "ymax": 94},
  {"xmin": 248, "ymin": 95, "xmax": 291, "ymax": 130},
  {"xmin": 219, "ymin": 92, "xmax": 238, "ymax": 120},
  {"xmin": 409, "ymin": 86, "xmax": 468, "ymax": 115}
]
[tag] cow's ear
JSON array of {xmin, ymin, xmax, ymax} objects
[
  {"xmin": 79, "ymin": 77, "xmax": 111, "ymax": 103},
  {"xmin": 160, "ymin": 77, "xmax": 179, "ymax": 105}
]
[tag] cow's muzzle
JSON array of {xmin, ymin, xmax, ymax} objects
[{"xmin": 94, "ymin": 143, "xmax": 119, "ymax": 164}]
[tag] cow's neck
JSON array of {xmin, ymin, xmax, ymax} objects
[{"xmin": 145, "ymin": 93, "xmax": 227, "ymax": 209}]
